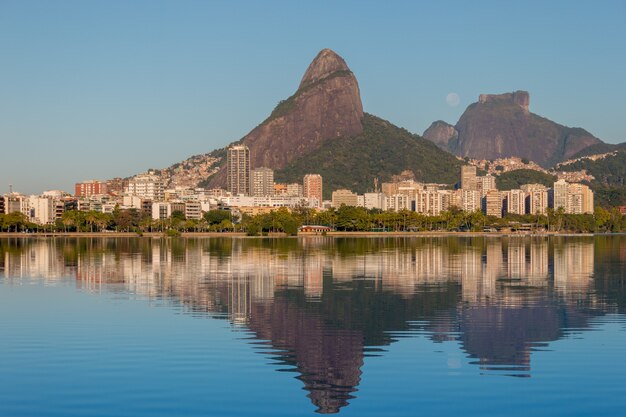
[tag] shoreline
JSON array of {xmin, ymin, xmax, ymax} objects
[{"xmin": 0, "ymin": 231, "xmax": 599, "ymax": 238}]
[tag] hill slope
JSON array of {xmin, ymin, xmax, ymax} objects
[
  {"xmin": 495, "ymin": 169, "xmax": 557, "ymax": 191},
  {"xmin": 557, "ymin": 150, "xmax": 626, "ymax": 206},
  {"xmin": 276, "ymin": 114, "xmax": 463, "ymax": 198}
]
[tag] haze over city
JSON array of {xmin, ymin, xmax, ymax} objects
[{"xmin": 1, "ymin": 0, "xmax": 625, "ymax": 194}]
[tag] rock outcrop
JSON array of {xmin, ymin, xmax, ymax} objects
[
  {"xmin": 206, "ymin": 49, "xmax": 363, "ymax": 188},
  {"xmin": 423, "ymin": 120, "xmax": 458, "ymax": 151},
  {"xmin": 423, "ymin": 91, "xmax": 603, "ymax": 167}
]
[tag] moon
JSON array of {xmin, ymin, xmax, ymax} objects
[{"xmin": 446, "ymin": 92, "xmax": 460, "ymax": 107}]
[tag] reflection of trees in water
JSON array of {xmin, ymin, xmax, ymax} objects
[
  {"xmin": 0, "ymin": 235, "xmax": 624, "ymax": 413},
  {"xmin": 592, "ymin": 236, "xmax": 626, "ymax": 313}
]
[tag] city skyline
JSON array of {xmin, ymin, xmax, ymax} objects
[{"xmin": 1, "ymin": 1, "xmax": 625, "ymax": 194}]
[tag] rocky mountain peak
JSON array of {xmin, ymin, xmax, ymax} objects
[
  {"xmin": 423, "ymin": 90, "xmax": 602, "ymax": 167},
  {"xmin": 299, "ymin": 48, "xmax": 351, "ymax": 88},
  {"xmin": 203, "ymin": 48, "xmax": 364, "ymax": 188},
  {"xmin": 423, "ymin": 120, "xmax": 458, "ymax": 151},
  {"xmin": 479, "ymin": 90, "xmax": 530, "ymax": 114}
]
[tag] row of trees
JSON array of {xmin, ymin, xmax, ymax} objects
[{"xmin": 1, "ymin": 205, "xmax": 625, "ymax": 235}]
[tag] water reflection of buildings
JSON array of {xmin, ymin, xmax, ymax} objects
[
  {"xmin": 0, "ymin": 236, "xmax": 606, "ymax": 412},
  {"xmin": 553, "ymin": 238, "xmax": 595, "ymax": 296}
]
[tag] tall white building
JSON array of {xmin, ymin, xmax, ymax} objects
[
  {"xmin": 152, "ymin": 202, "xmax": 171, "ymax": 220},
  {"xmin": 3, "ymin": 193, "xmax": 29, "ymax": 217},
  {"xmin": 386, "ymin": 194, "xmax": 411, "ymax": 211},
  {"xmin": 28, "ymin": 196, "xmax": 56, "ymax": 225},
  {"xmin": 363, "ymin": 192, "xmax": 386, "ymax": 210},
  {"xmin": 551, "ymin": 180, "xmax": 594, "ymax": 214},
  {"xmin": 552, "ymin": 179, "xmax": 569, "ymax": 211}
]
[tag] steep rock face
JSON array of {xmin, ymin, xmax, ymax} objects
[
  {"xmin": 479, "ymin": 91, "xmax": 529, "ymax": 113},
  {"xmin": 423, "ymin": 120, "xmax": 458, "ymax": 151},
  {"xmin": 424, "ymin": 91, "xmax": 603, "ymax": 167},
  {"xmin": 207, "ymin": 49, "xmax": 363, "ymax": 188}
]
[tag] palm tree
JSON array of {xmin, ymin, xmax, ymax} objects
[
  {"xmin": 85, "ymin": 211, "xmax": 98, "ymax": 233},
  {"xmin": 61, "ymin": 211, "xmax": 76, "ymax": 233}
]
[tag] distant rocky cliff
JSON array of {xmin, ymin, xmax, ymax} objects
[{"xmin": 423, "ymin": 91, "xmax": 603, "ymax": 167}]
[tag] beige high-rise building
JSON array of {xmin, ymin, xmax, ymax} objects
[
  {"xmin": 522, "ymin": 184, "xmax": 548, "ymax": 215},
  {"xmin": 303, "ymin": 174, "xmax": 323, "ymax": 207},
  {"xmin": 461, "ymin": 165, "xmax": 478, "ymax": 190},
  {"xmin": 382, "ymin": 180, "xmax": 422, "ymax": 197},
  {"xmin": 250, "ymin": 168, "xmax": 274, "ymax": 197},
  {"xmin": 461, "ymin": 189, "xmax": 480, "ymax": 212},
  {"xmin": 227, "ymin": 145, "xmax": 250, "ymax": 195},
  {"xmin": 503, "ymin": 189, "xmax": 526, "ymax": 215},
  {"xmin": 551, "ymin": 180, "xmax": 594, "ymax": 214},
  {"xmin": 331, "ymin": 189, "xmax": 358, "ymax": 208},
  {"xmin": 415, "ymin": 190, "xmax": 443, "ymax": 215},
  {"xmin": 286, "ymin": 183, "xmax": 303, "ymax": 197},
  {"xmin": 482, "ymin": 189, "xmax": 503, "ymax": 217},
  {"xmin": 568, "ymin": 183, "xmax": 594, "ymax": 214},
  {"xmin": 386, "ymin": 194, "xmax": 411, "ymax": 211}
]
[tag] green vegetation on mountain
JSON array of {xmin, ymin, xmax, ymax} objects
[
  {"xmin": 275, "ymin": 114, "xmax": 464, "ymax": 198},
  {"xmin": 556, "ymin": 151, "xmax": 626, "ymax": 206},
  {"xmin": 592, "ymin": 185, "xmax": 626, "ymax": 207},
  {"xmin": 570, "ymin": 142, "xmax": 626, "ymax": 159},
  {"xmin": 495, "ymin": 169, "xmax": 557, "ymax": 190},
  {"xmin": 559, "ymin": 151, "xmax": 626, "ymax": 186}
]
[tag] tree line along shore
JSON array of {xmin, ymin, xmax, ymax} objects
[{"xmin": 1, "ymin": 205, "xmax": 625, "ymax": 236}]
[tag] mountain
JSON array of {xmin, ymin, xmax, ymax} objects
[
  {"xmin": 204, "ymin": 48, "xmax": 364, "ymax": 188},
  {"xmin": 154, "ymin": 49, "xmax": 463, "ymax": 194},
  {"xmin": 423, "ymin": 91, "xmax": 604, "ymax": 167}
]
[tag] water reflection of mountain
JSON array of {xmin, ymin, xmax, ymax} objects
[{"xmin": 1, "ymin": 236, "xmax": 624, "ymax": 413}]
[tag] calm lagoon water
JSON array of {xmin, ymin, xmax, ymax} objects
[{"xmin": 1, "ymin": 236, "xmax": 625, "ymax": 416}]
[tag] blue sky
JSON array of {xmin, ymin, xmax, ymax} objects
[{"xmin": 1, "ymin": 0, "xmax": 625, "ymax": 194}]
